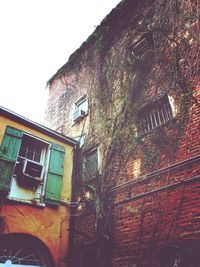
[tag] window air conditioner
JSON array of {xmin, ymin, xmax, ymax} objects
[
  {"xmin": 22, "ymin": 159, "xmax": 44, "ymax": 182},
  {"xmin": 73, "ymin": 109, "xmax": 86, "ymax": 122}
]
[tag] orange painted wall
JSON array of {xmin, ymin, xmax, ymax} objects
[{"xmin": 0, "ymin": 114, "xmax": 75, "ymax": 267}]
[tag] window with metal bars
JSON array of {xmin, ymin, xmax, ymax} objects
[
  {"xmin": 131, "ymin": 32, "xmax": 153, "ymax": 59},
  {"xmin": 139, "ymin": 95, "xmax": 173, "ymax": 134}
]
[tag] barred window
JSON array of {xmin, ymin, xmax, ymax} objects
[
  {"xmin": 131, "ymin": 33, "xmax": 153, "ymax": 59},
  {"xmin": 139, "ymin": 95, "xmax": 173, "ymax": 134}
]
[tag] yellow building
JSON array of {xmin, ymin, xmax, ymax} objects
[{"xmin": 0, "ymin": 106, "xmax": 77, "ymax": 267}]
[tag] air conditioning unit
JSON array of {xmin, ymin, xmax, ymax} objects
[
  {"xmin": 22, "ymin": 159, "xmax": 44, "ymax": 182},
  {"xmin": 73, "ymin": 109, "xmax": 86, "ymax": 122}
]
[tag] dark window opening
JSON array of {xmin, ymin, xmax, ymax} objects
[
  {"xmin": 18, "ymin": 135, "xmax": 43, "ymax": 163},
  {"xmin": 85, "ymin": 148, "xmax": 98, "ymax": 179}
]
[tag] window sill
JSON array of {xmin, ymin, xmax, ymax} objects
[
  {"xmin": 7, "ymin": 196, "xmax": 46, "ymax": 207},
  {"xmin": 71, "ymin": 113, "xmax": 88, "ymax": 127},
  {"xmin": 139, "ymin": 117, "xmax": 176, "ymax": 136}
]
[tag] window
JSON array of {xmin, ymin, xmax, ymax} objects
[
  {"xmin": 131, "ymin": 33, "xmax": 153, "ymax": 59},
  {"xmin": 19, "ymin": 141, "xmax": 42, "ymax": 162},
  {"xmin": 13, "ymin": 134, "xmax": 48, "ymax": 185},
  {"xmin": 139, "ymin": 95, "xmax": 173, "ymax": 134},
  {"xmin": 0, "ymin": 126, "xmax": 65, "ymax": 206},
  {"xmin": 85, "ymin": 148, "xmax": 99, "ymax": 179},
  {"xmin": 73, "ymin": 95, "xmax": 88, "ymax": 123}
]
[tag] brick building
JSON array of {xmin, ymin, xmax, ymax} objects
[{"xmin": 45, "ymin": 0, "xmax": 200, "ymax": 266}]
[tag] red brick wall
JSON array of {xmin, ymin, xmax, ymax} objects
[
  {"xmin": 44, "ymin": 0, "xmax": 200, "ymax": 266},
  {"xmin": 108, "ymin": 83, "xmax": 200, "ymax": 266},
  {"xmin": 111, "ymin": 157, "xmax": 200, "ymax": 266}
]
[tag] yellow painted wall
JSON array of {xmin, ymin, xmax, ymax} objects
[{"xmin": 0, "ymin": 114, "xmax": 75, "ymax": 267}]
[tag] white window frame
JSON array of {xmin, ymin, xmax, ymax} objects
[
  {"xmin": 8, "ymin": 133, "xmax": 50, "ymax": 206},
  {"xmin": 73, "ymin": 95, "xmax": 88, "ymax": 123}
]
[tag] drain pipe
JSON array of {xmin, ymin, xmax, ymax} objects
[{"xmin": 67, "ymin": 144, "xmax": 80, "ymax": 267}]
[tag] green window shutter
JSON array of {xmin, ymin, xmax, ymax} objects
[
  {"xmin": 45, "ymin": 143, "xmax": 65, "ymax": 205},
  {"xmin": 0, "ymin": 126, "xmax": 23, "ymax": 192}
]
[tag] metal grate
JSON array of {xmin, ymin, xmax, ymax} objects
[
  {"xmin": 131, "ymin": 33, "xmax": 153, "ymax": 59},
  {"xmin": 139, "ymin": 96, "xmax": 173, "ymax": 134}
]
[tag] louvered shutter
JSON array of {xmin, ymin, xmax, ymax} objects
[
  {"xmin": 44, "ymin": 143, "xmax": 65, "ymax": 205},
  {"xmin": 0, "ymin": 126, "xmax": 23, "ymax": 192}
]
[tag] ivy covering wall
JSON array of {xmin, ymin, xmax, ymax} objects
[{"xmin": 46, "ymin": 0, "xmax": 200, "ymax": 266}]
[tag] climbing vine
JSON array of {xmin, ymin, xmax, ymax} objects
[
  {"xmin": 77, "ymin": 1, "xmax": 200, "ymax": 265},
  {"xmin": 47, "ymin": 0, "xmax": 199, "ymax": 266}
]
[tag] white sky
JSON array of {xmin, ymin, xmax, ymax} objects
[{"xmin": 0, "ymin": 0, "xmax": 121, "ymax": 124}]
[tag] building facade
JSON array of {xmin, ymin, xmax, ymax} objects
[
  {"xmin": 0, "ymin": 106, "xmax": 77, "ymax": 267},
  {"xmin": 45, "ymin": 0, "xmax": 200, "ymax": 266}
]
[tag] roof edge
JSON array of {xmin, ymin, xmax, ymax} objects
[
  {"xmin": 46, "ymin": 0, "xmax": 129, "ymax": 86},
  {"xmin": 0, "ymin": 106, "xmax": 77, "ymax": 147}
]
